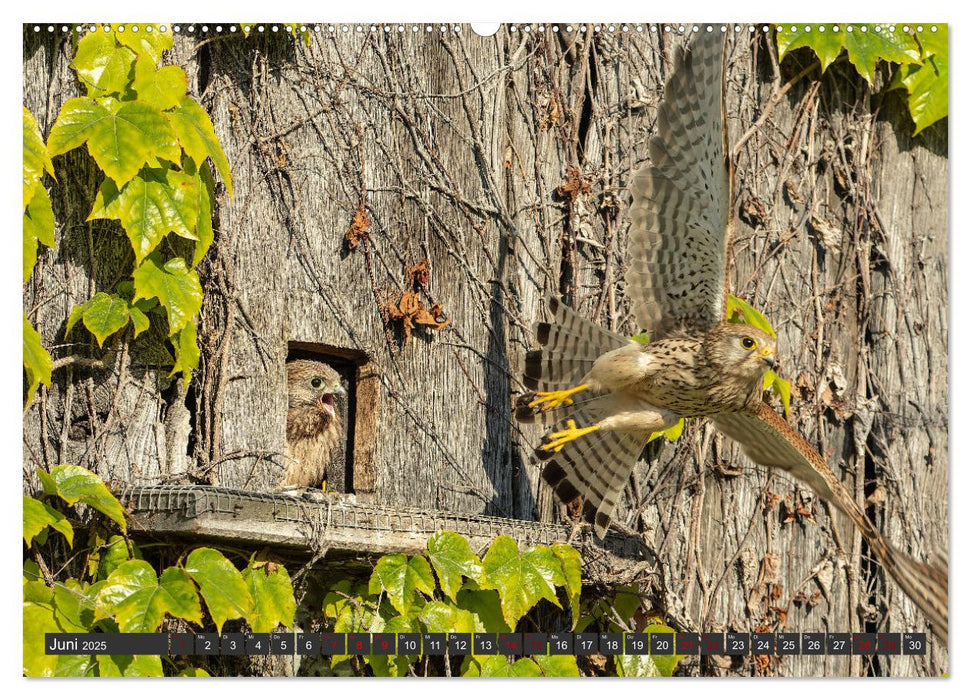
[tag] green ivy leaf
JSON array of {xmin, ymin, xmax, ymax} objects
[
  {"xmin": 646, "ymin": 623, "xmax": 687, "ymax": 677},
  {"xmin": 72, "ymin": 32, "xmax": 136, "ymax": 95},
  {"xmin": 648, "ymin": 417, "xmax": 685, "ymax": 445},
  {"xmin": 843, "ymin": 28, "xmax": 921, "ymax": 85},
  {"xmin": 776, "ymin": 25, "xmax": 846, "ymax": 71},
  {"xmin": 766, "ymin": 370, "xmax": 792, "ymax": 419},
  {"xmin": 631, "ymin": 331, "xmax": 651, "ymax": 345},
  {"xmin": 23, "ymin": 600, "xmax": 59, "ymax": 676},
  {"xmin": 35, "ymin": 466, "xmax": 58, "ymax": 496},
  {"xmin": 192, "ymin": 163, "xmax": 216, "ymax": 266},
  {"xmin": 478, "ymin": 656, "xmax": 542, "ymax": 677},
  {"xmin": 892, "ymin": 27, "xmax": 948, "ymax": 135},
  {"xmin": 23, "ymin": 313, "xmax": 52, "ymax": 407},
  {"xmin": 550, "ymin": 543, "xmax": 582, "ymax": 626},
  {"xmin": 725, "ymin": 294, "xmax": 776, "ymax": 338},
  {"xmin": 176, "ymin": 668, "xmax": 211, "ymax": 677},
  {"xmin": 368, "ymin": 554, "xmax": 436, "ymax": 616},
  {"xmin": 455, "ymin": 585, "xmax": 510, "ymax": 634},
  {"xmin": 132, "ymin": 54, "xmax": 187, "ymax": 110},
  {"xmin": 128, "ymin": 305, "xmax": 150, "ymax": 338},
  {"xmin": 53, "ymin": 578, "xmax": 104, "ymax": 632},
  {"xmin": 616, "ymin": 649, "xmax": 662, "ymax": 677},
  {"xmin": 96, "ymin": 561, "xmax": 202, "ymax": 632},
  {"xmin": 88, "ymin": 534, "xmax": 133, "ymax": 580},
  {"xmin": 167, "ymin": 96, "xmax": 234, "ymax": 196},
  {"xmin": 170, "ymin": 317, "xmax": 200, "ymax": 380},
  {"xmin": 24, "ymin": 185, "xmax": 55, "ymax": 280},
  {"xmin": 242, "ymin": 562, "xmax": 296, "ymax": 633},
  {"xmin": 96, "ymin": 654, "xmax": 163, "ymax": 677},
  {"xmin": 79, "ymin": 292, "xmax": 131, "ymax": 346},
  {"xmin": 480, "ymin": 536, "xmax": 563, "ymax": 629},
  {"xmin": 48, "ymin": 97, "xmax": 176, "ymax": 187},
  {"xmin": 132, "ymin": 255, "xmax": 203, "ymax": 334},
  {"xmin": 23, "ymin": 106, "xmax": 54, "ymax": 209},
  {"xmin": 23, "ymin": 495, "xmax": 74, "ymax": 547},
  {"xmin": 426, "ymin": 531, "xmax": 484, "ymax": 602},
  {"xmin": 49, "ymin": 465, "xmax": 127, "ymax": 531},
  {"xmin": 89, "ymin": 169, "xmax": 200, "ymax": 264},
  {"xmin": 184, "ymin": 548, "xmax": 253, "ymax": 633},
  {"xmin": 533, "ymin": 654, "xmax": 581, "ymax": 677},
  {"xmin": 115, "ymin": 26, "xmax": 173, "ymax": 65}
]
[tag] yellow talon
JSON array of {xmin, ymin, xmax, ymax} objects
[
  {"xmin": 541, "ymin": 419, "xmax": 600, "ymax": 453},
  {"xmin": 528, "ymin": 384, "xmax": 588, "ymax": 411}
]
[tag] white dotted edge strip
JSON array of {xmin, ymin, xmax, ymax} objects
[{"xmin": 30, "ymin": 23, "xmax": 942, "ymax": 36}]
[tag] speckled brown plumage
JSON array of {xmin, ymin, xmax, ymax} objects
[
  {"xmin": 516, "ymin": 30, "xmax": 947, "ymax": 641},
  {"xmin": 280, "ymin": 359, "xmax": 344, "ymax": 490}
]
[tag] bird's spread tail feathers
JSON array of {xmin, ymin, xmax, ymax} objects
[{"xmin": 522, "ymin": 297, "xmax": 628, "ymax": 392}]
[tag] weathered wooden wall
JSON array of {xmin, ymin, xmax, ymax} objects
[{"xmin": 23, "ymin": 24, "xmax": 947, "ymax": 676}]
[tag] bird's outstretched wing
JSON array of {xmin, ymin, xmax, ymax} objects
[
  {"xmin": 627, "ymin": 30, "xmax": 733, "ymax": 339},
  {"xmin": 714, "ymin": 402, "xmax": 948, "ymax": 643}
]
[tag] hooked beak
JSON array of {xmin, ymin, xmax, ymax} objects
[{"xmin": 759, "ymin": 349, "xmax": 778, "ymax": 370}]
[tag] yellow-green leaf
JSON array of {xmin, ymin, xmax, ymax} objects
[
  {"xmin": 132, "ymin": 255, "xmax": 203, "ymax": 334},
  {"xmin": 72, "ymin": 32, "xmax": 136, "ymax": 95},
  {"xmin": 480, "ymin": 537, "xmax": 563, "ymax": 629},
  {"xmin": 96, "ymin": 654, "xmax": 163, "ymax": 677},
  {"xmin": 115, "ymin": 26, "xmax": 173, "ymax": 64},
  {"xmin": 23, "ymin": 106, "xmax": 54, "ymax": 209},
  {"xmin": 776, "ymin": 25, "xmax": 846, "ymax": 71},
  {"xmin": 48, "ymin": 97, "xmax": 176, "ymax": 187},
  {"xmin": 533, "ymin": 654, "xmax": 581, "ymax": 677},
  {"xmin": 80, "ymin": 292, "xmax": 130, "ymax": 346},
  {"xmin": 24, "ymin": 313, "xmax": 52, "ymax": 406},
  {"xmin": 23, "ymin": 495, "xmax": 74, "ymax": 547},
  {"xmin": 132, "ymin": 54, "xmax": 187, "ymax": 110},
  {"xmin": 242, "ymin": 563, "xmax": 296, "ymax": 633},
  {"xmin": 648, "ymin": 417, "xmax": 685, "ymax": 444},
  {"xmin": 478, "ymin": 656, "xmax": 542, "ymax": 677},
  {"xmin": 843, "ymin": 27, "xmax": 921, "ymax": 85},
  {"xmin": 184, "ymin": 548, "xmax": 253, "ymax": 634},
  {"xmin": 167, "ymin": 96, "xmax": 233, "ymax": 196},
  {"xmin": 368, "ymin": 554, "xmax": 436, "ymax": 616},
  {"xmin": 725, "ymin": 294, "xmax": 776, "ymax": 338},
  {"xmin": 192, "ymin": 163, "xmax": 215, "ymax": 266},
  {"xmin": 426, "ymin": 531, "xmax": 484, "ymax": 602},
  {"xmin": 89, "ymin": 169, "xmax": 200, "ymax": 264},
  {"xmin": 550, "ymin": 543, "xmax": 582, "ymax": 626},
  {"xmin": 96, "ymin": 561, "xmax": 202, "ymax": 632},
  {"xmin": 50, "ymin": 464, "xmax": 127, "ymax": 531},
  {"xmin": 24, "ymin": 184, "xmax": 55, "ymax": 280}
]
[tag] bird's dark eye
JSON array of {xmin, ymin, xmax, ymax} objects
[
  {"xmin": 311, "ymin": 377, "xmax": 323, "ymax": 389},
  {"xmin": 740, "ymin": 337, "xmax": 757, "ymax": 350}
]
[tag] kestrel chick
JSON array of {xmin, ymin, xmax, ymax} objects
[
  {"xmin": 516, "ymin": 31, "xmax": 947, "ymax": 641},
  {"xmin": 280, "ymin": 359, "xmax": 345, "ymax": 490}
]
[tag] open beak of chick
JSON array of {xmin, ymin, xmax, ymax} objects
[{"xmin": 318, "ymin": 386, "xmax": 346, "ymax": 418}]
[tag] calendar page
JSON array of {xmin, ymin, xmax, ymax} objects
[{"xmin": 22, "ymin": 21, "xmax": 948, "ymax": 678}]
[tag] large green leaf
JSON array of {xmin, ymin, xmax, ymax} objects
[
  {"xmin": 646, "ymin": 623, "xmax": 687, "ymax": 677},
  {"xmin": 23, "ymin": 106, "xmax": 54, "ymax": 209},
  {"xmin": 169, "ymin": 314, "xmax": 200, "ymax": 380},
  {"xmin": 115, "ymin": 26, "xmax": 173, "ymax": 64},
  {"xmin": 776, "ymin": 25, "xmax": 846, "ymax": 71},
  {"xmin": 616, "ymin": 650, "xmax": 662, "ymax": 677},
  {"xmin": 96, "ymin": 654, "xmax": 163, "ymax": 677},
  {"xmin": 75, "ymin": 292, "xmax": 131, "ymax": 346},
  {"xmin": 242, "ymin": 562, "xmax": 296, "ymax": 633},
  {"xmin": 368, "ymin": 554, "xmax": 436, "ymax": 616},
  {"xmin": 48, "ymin": 97, "xmax": 177, "ymax": 186},
  {"xmin": 192, "ymin": 163, "xmax": 215, "ymax": 266},
  {"xmin": 96, "ymin": 561, "xmax": 201, "ymax": 632},
  {"xmin": 532, "ymin": 654, "xmax": 581, "ymax": 677},
  {"xmin": 23, "ymin": 313, "xmax": 52, "ymax": 406},
  {"xmin": 184, "ymin": 548, "xmax": 253, "ymax": 633},
  {"xmin": 72, "ymin": 32, "xmax": 136, "ymax": 95},
  {"xmin": 480, "ymin": 536, "xmax": 563, "ymax": 629},
  {"xmin": 87, "ymin": 533, "xmax": 133, "ymax": 580},
  {"xmin": 89, "ymin": 168, "xmax": 200, "ymax": 264},
  {"xmin": 49, "ymin": 464, "xmax": 127, "ymax": 531},
  {"xmin": 132, "ymin": 255, "xmax": 203, "ymax": 334},
  {"xmin": 477, "ymin": 657, "xmax": 542, "ymax": 677},
  {"xmin": 23, "ymin": 600, "xmax": 59, "ymax": 676},
  {"xmin": 23, "ymin": 496, "xmax": 74, "ymax": 547},
  {"xmin": 132, "ymin": 54, "xmax": 187, "ymax": 110},
  {"xmin": 167, "ymin": 96, "xmax": 233, "ymax": 196},
  {"xmin": 23, "ymin": 184, "xmax": 55, "ymax": 280},
  {"xmin": 892, "ymin": 27, "xmax": 948, "ymax": 135},
  {"xmin": 843, "ymin": 27, "xmax": 921, "ymax": 84},
  {"xmin": 550, "ymin": 543, "xmax": 581, "ymax": 626},
  {"xmin": 455, "ymin": 585, "xmax": 510, "ymax": 633},
  {"xmin": 426, "ymin": 531, "xmax": 483, "ymax": 602}
]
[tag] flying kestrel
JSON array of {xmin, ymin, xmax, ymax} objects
[
  {"xmin": 516, "ymin": 31, "xmax": 947, "ymax": 642},
  {"xmin": 280, "ymin": 359, "xmax": 345, "ymax": 491}
]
